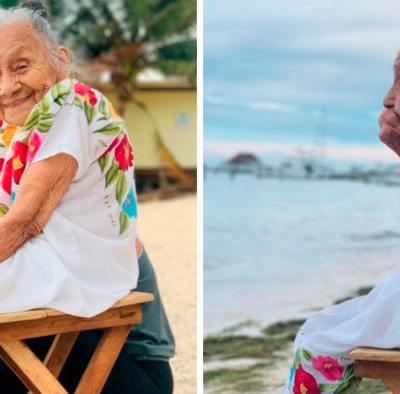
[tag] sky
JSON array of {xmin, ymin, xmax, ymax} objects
[{"xmin": 204, "ymin": 0, "xmax": 400, "ymax": 169}]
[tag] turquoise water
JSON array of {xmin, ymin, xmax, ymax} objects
[{"xmin": 204, "ymin": 174, "xmax": 400, "ymax": 335}]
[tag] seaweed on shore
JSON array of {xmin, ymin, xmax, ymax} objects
[
  {"xmin": 204, "ymin": 334, "xmax": 288, "ymax": 362},
  {"xmin": 333, "ymin": 285, "xmax": 374, "ymax": 305},
  {"xmin": 204, "ymin": 362, "xmax": 270, "ymax": 393}
]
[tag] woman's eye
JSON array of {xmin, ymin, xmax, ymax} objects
[{"xmin": 16, "ymin": 64, "xmax": 28, "ymax": 72}]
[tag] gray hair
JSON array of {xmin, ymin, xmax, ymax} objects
[{"xmin": 0, "ymin": 2, "xmax": 74, "ymax": 77}]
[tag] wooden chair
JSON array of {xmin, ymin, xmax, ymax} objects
[
  {"xmin": 349, "ymin": 347, "xmax": 400, "ymax": 393},
  {"xmin": 0, "ymin": 291, "xmax": 154, "ymax": 394}
]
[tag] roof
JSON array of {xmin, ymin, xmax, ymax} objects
[
  {"xmin": 226, "ymin": 153, "xmax": 263, "ymax": 165},
  {"xmin": 78, "ymin": 67, "xmax": 196, "ymax": 91}
]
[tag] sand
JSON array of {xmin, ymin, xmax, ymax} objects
[{"xmin": 137, "ymin": 193, "xmax": 197, "ymax": 394}]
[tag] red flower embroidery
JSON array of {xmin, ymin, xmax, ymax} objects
[
  {"xmin": 26, "ymin": 132, "xmax": 42, "ymax": 163},
  {"xmin": 101, "ymin": 137, "xmax": 120, "ymax": 157},
  {"xmin": 293, "ymin": 364, "xmax": 321, "ymax": 394},
  {"xmin": 0, "ymin": 158, "xmax": 4, "ymax": 176},
  {"xmin": 0, "ymin": 119, "xmax": 3, "ymax": 128},
  {"xmin": 312, "ymin": 356, "xmax": 345, "ymax": 382},
  {"xmin": 74, "ymin": 82, "xmax": 98, "ymax": 106},
  {"xmin": 114, "ymin": 135, "xmax": 134, "ymax": 171},
  {"xmin": 12, "ymin": 141, "xmax": 27, "ymax": 185},
  {"xmin": 1, "ymin": 157, "xmax": 12, "ymax": 195}
]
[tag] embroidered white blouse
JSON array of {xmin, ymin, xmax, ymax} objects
[{"xmin": 0, "ymin": 78, "xmax": 139, "ymax": 317}]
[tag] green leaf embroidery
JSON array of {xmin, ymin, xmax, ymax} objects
[
  {"xmin": 116, "ymin": 172, "xmax": 127, "ymax": 205},
  {"xmin": 21, "ymin": 129, "xmax": 34, "ymax": 145},
  {"xmin": 38, "ymin": 96, "xmax": 50, "ymax": 113},
  {"xmin": 119, "ymin": 211, "xmax": 129, "ymax": 235},
  {"xmin": 333, "ymin": 377, "xmax": 361, "ymax": 394},
  {"xmin": 99, "ymin": 98, "xmax": 108, "ymax": 117},
  {"xmin": 84, "ymin": 100, "xmax": 96, "ymax": 124},
  {"xmin": 39, "ymin": 112, "xmax": 55, "ymax": 121},
  {"xmin": 105, "ymin": 160, "xmax": 120, "ymax": 188},
  {"xmin": 21, "ymin": 109, "xmax": 41, "ymax": 131},
  {"xmin": 94, "ymin": 122, "xmax": 124, "ymax": 137},
  {"xmin": 98, "ymin": 153, "xmax": 109, "ymax": 173},
  {"xmin": 341, "ymin": 364, "xmax": 354, "ymax": 381},
  {"xmin": 74, "ymin": 96, "xmax": 83, "ymax": 109},
  {"xmin": 319, "ymin": 383, "xmax": 340, "ymax": 392},
  {"xmin": 37, "ymin": 121, "xmax": 53, "ymax": 133},
  {"xmin": 302, "ymin": 348, "xmax": 313, "ymax": 362},
  {"xmin": 52, "ymin": 82, "xmax": 68, "ymax": 101},
  {"xmin": 294, "ymin": 347, "xmax": 302, "ymax": 369},
  {"xmin": 0, "ymin": 204, "xmax": 9, "ymax": 217}
]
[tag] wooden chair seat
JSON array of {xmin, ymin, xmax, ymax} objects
[
  {"xmin": 349, "ymin": 347, "xmax": 400, "ymax": 393},
  {"xmin": 0, "ymin": 291, "xmax": 154, "ymax": 394}
]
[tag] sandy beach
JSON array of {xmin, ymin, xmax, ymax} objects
[{"xmin": 137, "ymin": 193, "xmax": 197, "ymax": 394}]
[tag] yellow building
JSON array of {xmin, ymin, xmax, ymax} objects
[{"xmin": 100, "ymin": 76, "xmax": 197, "ymax": 193}]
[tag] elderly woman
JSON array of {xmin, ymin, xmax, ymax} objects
[
  {"xmin": 0, "ymin": 2, "xmax": 175, "ymax": 393},
  {"xmin": 280, "ymin": 51, "xmax": 400, "ymax": 393}
]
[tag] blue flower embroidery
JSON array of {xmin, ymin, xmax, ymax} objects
[
  {"xmin": 289, "ymin": 365, "xmax": 295, "ymax": 388},
  {"xmin": 10, "ymin": 191, "xmax": 15, "ymax": 205},
  {"xmin": 122, "ymin": 187, "xmax": 137, "ymax": 218}
]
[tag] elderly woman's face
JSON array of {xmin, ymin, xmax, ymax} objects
[
  {"xmin": 0, "ymin": 21, "xmax": 69, "ymax": 126},
  {"xmin": 379, "ymin": 52, "xmax": 400, "ymax": 156}
]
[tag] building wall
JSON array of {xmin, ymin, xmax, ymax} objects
[{"xmin": 106, "ymin": 89, "xmax": 197, "ymax": 170}]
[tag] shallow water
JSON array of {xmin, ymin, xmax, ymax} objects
[{"xmin": 204, "ymin": 174, "xmax": 400, "ymax": 336}]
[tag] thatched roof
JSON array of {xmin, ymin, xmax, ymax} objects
[{"xmin": 226, "ymin": 153, "xmax": 262, "ymax": 165}]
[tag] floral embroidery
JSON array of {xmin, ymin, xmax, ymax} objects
[
  {"xmin": 293, "ymin": 364, "xmax": 321, "ymax": 394},
  {"xmin": 289, "ymin": 347, "xmax": 363, "ymax": 393},
  {"xmin": 26, "ymin": 132, "xmax": 43, "ymax": 163},
  {"xmin": 0, "ymin": 78, "xmax": 137, "ymax": 237},
  {"xmin": 108, "ymin": 102, "xmax": 122, "ymax": 119},
  {"xmin": 122, "ymin": 187, "xmax": 137, "ymax": 218},
  {"xmin": 74, "ymin": 82, "xmax": 98, "ymax": 106},
  {"xmin": 12, "ymin": 141, "xmax": 27, "ymax": 185},
  {"xmin": 1, "ymin": 157, "xmax": 12, "ymax": 195},
  {"xmin": 95, "ymin": 109, "xmax": 136, "ymax": 235},
  {"xmin": 312, "ymin": 355, "xmax": 345, "ymax": 382},
  {"xmin": 115, "ymin": 135, "xmax": 134, "ymax": 171},
  {"xmin": 1, "ymin": 124, "xmax": 17, "ymax": 148}
]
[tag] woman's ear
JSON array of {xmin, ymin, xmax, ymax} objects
[
  {"xmin": 57, "ymin": 46, "xmax": 70, "ymax": 64},
  {"xmin": 56, "ymin": 46, "xmax": 70, "ymax": 79}
]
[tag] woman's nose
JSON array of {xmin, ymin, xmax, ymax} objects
[{"xmin": 0, "ymin": 73, "xmax": 21, "ymax": 98}]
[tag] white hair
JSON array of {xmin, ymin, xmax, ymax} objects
[{"xmin": 0, "ymin": 4, "xmax": 73, "ymax": 75}]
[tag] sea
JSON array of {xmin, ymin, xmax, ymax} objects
[{"xmin": 204, "ymin": 173, "xmax": 400, "ymax": 336}]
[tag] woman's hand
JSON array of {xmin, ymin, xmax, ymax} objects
[{"xmin": 0, "ymin": 153, "xmax": 78, "ymax": 263}]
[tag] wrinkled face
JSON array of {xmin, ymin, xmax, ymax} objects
[
  {"xmin": 0, "ymin": 21, "xmax": 69, "ymax": 126},
  {"xmin": 383, "ymin": 51, "xmax": 400, "ymax": 112}
]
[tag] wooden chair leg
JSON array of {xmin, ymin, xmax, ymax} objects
[
  {"xmin": 0, "ymin": 340, "xmax": 68, "ymax": 394},
  {"xmin": 26, "ymin": 332, "xmax": 79, "ymax": 394},
  {"xmin": 74, "ymin": 324, "xmax": 131, "ymax": 394},
  {"xmin": 43, "ymin": 332, "xmax": 80, "ymax": 377},
  {"xmin": 386, "ymin": 380, "xmax": 400, "ymax": 394}
]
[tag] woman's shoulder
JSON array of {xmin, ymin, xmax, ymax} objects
[{"xmin": 69, "ymin": 80, "xmax": 124, "ymax": 128}]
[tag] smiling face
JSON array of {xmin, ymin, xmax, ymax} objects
[{"xmin": 0, "ymin": 21, "xmax": 69, "ymax": 126}]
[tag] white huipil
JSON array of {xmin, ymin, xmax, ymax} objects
[
  {"xmin": 0, "ymin": 79, "xmax": 139, "ymax": 317},
  {"xmin": 279, "ymin": 267, "xmax": 400, "ymax": 393}
]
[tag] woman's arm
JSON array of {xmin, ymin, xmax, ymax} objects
[{"xmin": 0, "ymin": 153, "xmax": 78, "ymax": 263}]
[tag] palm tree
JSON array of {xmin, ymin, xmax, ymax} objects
[{"xmin": 48, "ymin": 0, "xmax": 197, "ymax": 191}]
